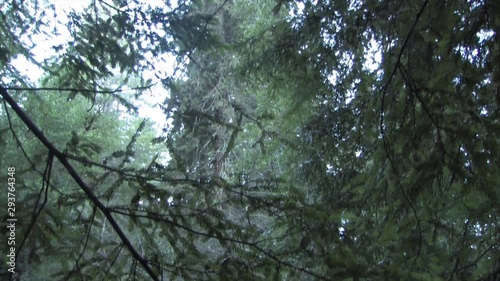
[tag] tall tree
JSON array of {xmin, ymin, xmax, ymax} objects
[
  {"xmin": 238, "ymin": 0, "xmax": 500, "ymax": 279},
  {"xmin": 1, "ymin": 0, "xmax": 500, "ymax": 280},
  {"xmin": 1, "ymin": 0, "xmax": 230, "ymax": 280}
]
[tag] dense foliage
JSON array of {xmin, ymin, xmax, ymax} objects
[{"xmin": 1, "ymin": 0, "xmax": 499, "ymax": 280}]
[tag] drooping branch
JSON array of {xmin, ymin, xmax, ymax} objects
[
  {"xmin": 4, "ymin": 85, "xmax": 156, "ymax": 94},
  {"xmin": 0, "ymin": 86, "xmax": 160, "ymax": 281}
]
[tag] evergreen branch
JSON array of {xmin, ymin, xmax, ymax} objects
[
  {"xmin": 222, "ymin": 112, "xmax": 243, "ymax": 161},
  {"xmin": 378, "ymin": 0, "xmax": 429, "ymax": 264},
  {"xmin": 180, "ymin": 0, "xmax": 230, "ymax": 63},
  {"xmin": 101, "ymin": 243, "xmax": 125, "ymax": 281},
  {"xmin": 0, "ymin": 105, "xmax": 68, "ymax": 195},
  {"xmin": 15, "ymin": 153, "xmax": 53, "ymax": 260},
  {"xmin": 0, "ymin": 85, "xmax": 160, "ymax": 281},
  {"xmin": 183, "ymin": 109, "xmax": 239, "ymax": 129},
  {"xmin": 4, "ymin": 84, "xmax": 156, "ymax": 94},
  {"xmin": 68, "ymin": 206, "xmax": 97, "ymax": 280},
  {"xmin": 252, "ymin": 244, "xmax": 330, "ymax": 281},
  {"xmin": 2, "ymin": 99, "xmax": 38, "ymax": 170},
  {"xmin": 109, "ymin": 208, "xmax": 254, "ymax": 244},
  {"xmin": 379, "ymin": 0, "xmax": 430, "ymax": 136},
  {"xmin": 110, "ymin": 207, "xmax": 329, "ymax": 280},
  {"xmin": 97, "ymin": 0, "xmax": 124, "ymax": 14}
]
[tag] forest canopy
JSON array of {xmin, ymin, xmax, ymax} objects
[{"xmin": 1, "ymin": 0, "xmax": 499, "ymax": 280}]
